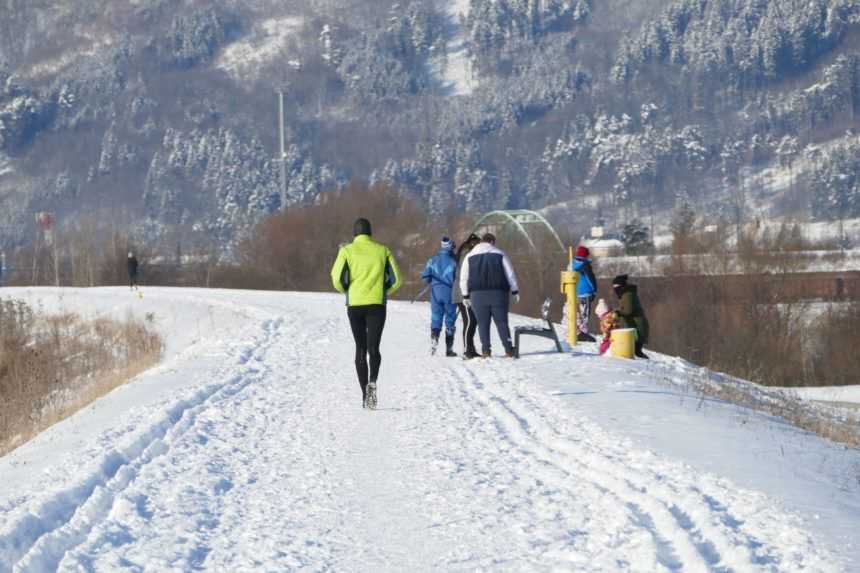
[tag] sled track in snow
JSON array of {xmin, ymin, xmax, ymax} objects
[
  {"xmin": 0, "ymin": 318, "xmax": 285, "ymax": 572},
  {"xmin": 444, "ymin": 358, "xmax": 824, "ymax": 572}
]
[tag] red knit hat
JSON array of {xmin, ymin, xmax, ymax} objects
[{"xmin": 575, "ymin": 245, "xmax": 589, "ymax": 258}]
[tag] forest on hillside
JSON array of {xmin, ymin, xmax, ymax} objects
[{"xmin": 0, "ymin": 0, "xmax": 859, "ymax": 254}]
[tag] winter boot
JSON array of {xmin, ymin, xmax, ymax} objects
[
  {"xmin": 463, "ymin": 338, "xmax": 478, "ymax": 359},
  {"xmin": 577, "ymin": 332, "xmax": 596, "ymax": 343},
  {"xmin": 431, "ymin": 329, "xmax": 440, "ymax": 356},
  {"xmin": 634, "ymin": 342, "xmax": 649, "ymax": 360},
  {"xmin": 445, "ymin": 333, "xmax": 457, "ymax": 357}
]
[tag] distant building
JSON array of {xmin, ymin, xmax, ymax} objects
[
  {"xmin": 582, "ymin": 238, "xmax": 625, "ymax": 257},
  {"xmin": 581, "ymin": 226, "xmax": 625, "ymax": 257}
]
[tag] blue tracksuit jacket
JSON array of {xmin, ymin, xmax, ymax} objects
[
  {"xmin": 421, "ymin": 248, "xmax": 459, "ymax": 334},
  {"xmin": 572, "ymin": 257, "xmax": 597, "ymax": 297}
]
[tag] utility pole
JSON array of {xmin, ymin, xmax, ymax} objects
[{"xmin": 278, "ymin": 90, "xmax": 288, "ymax": 210}]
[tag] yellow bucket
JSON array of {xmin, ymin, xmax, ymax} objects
[{"xmin": 610, "ymin": 328, "xmax": 636, "ymax": 359}]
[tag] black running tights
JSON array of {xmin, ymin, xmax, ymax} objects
[
  {"xmin": 458, "ymin": 303, "xmax": 477, "ymax": 353},
  {"xmin": 347, "ymin": 305, "xmax": 387, "ymax": 394}
]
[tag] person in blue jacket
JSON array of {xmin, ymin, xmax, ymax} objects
[
  {"xmin": 421, "ymin": 236, "xmax": 460, "ymax": 356},
  {"xmin": 572, "ymin": 245, "xmax": 597, "ymax": 342}
]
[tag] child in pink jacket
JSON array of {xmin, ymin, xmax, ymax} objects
[{"xmin": 594, "ymin": 299, "xmax": 618, "ymax": 355}]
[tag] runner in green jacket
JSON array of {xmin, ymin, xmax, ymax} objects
[{"xmin": 330, "ymin": 218, "xmax": 402, "ymax": 409}]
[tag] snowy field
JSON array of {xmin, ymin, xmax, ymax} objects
[
  {"xmin": 430, "ymin": 0, "xmax": 475, "ymax": 96},
  {"xmin": 1, "ymin": 287, "xmax": 859, "ymax": 571},
  {"xmin": 216, "ymin": 16, "xmax": 303, "ymax": 82}
]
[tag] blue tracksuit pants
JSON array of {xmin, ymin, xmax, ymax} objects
[
  {"xmin": 431, "ymin": 289, "xmax": 458, "ymax": 336},
  {"xmin": 471, "ymin": 290, "xmax": 513, "ymax": 355}
]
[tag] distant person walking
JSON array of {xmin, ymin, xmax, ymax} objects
[
  {"xmin": 330, "ymin": 218, "xmax": 402, "ymax": 409},
  {"xmin": 612, "ymin": 274, "xmax": 650, "ymax": 359},
  {"xmin": 572, "ymin": 245, "xmax": 597, "ymax": 342},
  {"xmin": 127, "ymin": 252, "xmax": 139, "ymax": 290},
  {"xmin": 454, "ymin": 233, "xmax": 481, "ymax": 359},
  {"xmin": 459, "ymin": 233, "xmax": 520, "ymax": 358},
  {"xmin": 421, "ymin": 236, "xmax": 460, "ymax": 357}
]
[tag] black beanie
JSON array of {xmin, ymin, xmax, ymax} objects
[
  {"xmin": 353, "ymin": 218, "xmax": 372, "ymax": 237},
  {"xmin": 612, "ymin": 274, "xmax": 628, "ymax": 288}
]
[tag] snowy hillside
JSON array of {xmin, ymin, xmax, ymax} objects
[
  {"xmin": 2, "ymin": 0, "xmax": 859, "ymax": 250},
  {"xmin": 1, "ymin": 288, "xmax": 859, "ymax": 571}
]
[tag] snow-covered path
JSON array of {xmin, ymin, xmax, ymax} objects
[{"xmin": 1, "ymin": 288, "xmax": 857, "ymax": 571}]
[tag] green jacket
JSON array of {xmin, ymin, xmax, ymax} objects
[
  {"xmin": 616, "ymin": 284, "xmax": 649, "ymax": 345},
  {"xmin": 330, "ymin": 234, "xmax": 402, "ymax": 306}
]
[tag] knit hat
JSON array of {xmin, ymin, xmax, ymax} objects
[
  {"xmin": 594, "ymin": 298, "xmax": 610, "ymax": 318},
  {"xmin": 441, "ymin": 236, "xmax": 454, "ymax": 251},
  {"xmin": 612, "ymin": 274, "xmax": 628, "ymax": 288},
  {"xmin": 128, "ymin": 252, "xmax": 134, "ymax": 258},
  {"xmin": 575, "ymin": 245, "xmax": 589, "ymax": 259}
]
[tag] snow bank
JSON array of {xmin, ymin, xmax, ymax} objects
[{"xmin": 783, "ymin": 385, "xmax": 860, "ymax": 406}]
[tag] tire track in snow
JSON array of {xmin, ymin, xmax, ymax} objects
[
  {"xmin": 185, "ymin": 313, "xmax": 348, "ymax": 571},
  {"xmin": 430, "ymin": 366, "xmax": 591, "ymax": 568},
  {"xmin": 431, "ymin": 361, "xmax": 688, "ymax": 570},
  {"xmin": 446, "ymin": 361, "xmax": 708, "ymax": 572},
  {"xmin": 470, "ymin": 360, "xmax": 765, "ymax": 571},
  {"xmin": 456, "ymin": 358, "xmax": 827, "ymax": 572},
  {"xmin": 58, "ymin": 314, "xmax": 312, "ymax": 571},
  {"xmin": 3, "ymin": 318, "xmax": 284, "ymax": 572}
]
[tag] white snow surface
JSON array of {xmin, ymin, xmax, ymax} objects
[
  {"xmin": 215, "ymin": 17, "xmax": 303, "ymax": 82},
  {"xmin": 1, "ymin": 287, "xmax": 859, "ymax": 571},
  {"xmin": 783, "ymin": 385, "xmax": 860, "ymax": 406}
]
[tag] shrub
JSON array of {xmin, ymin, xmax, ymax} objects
[{"xmin": 0, "ymin": 298, "xmax": 163, "ymax": 454}]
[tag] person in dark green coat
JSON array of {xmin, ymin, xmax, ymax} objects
[{"xmin": 612, "ymin": 274, "xmax": 649, "ymax": 359}]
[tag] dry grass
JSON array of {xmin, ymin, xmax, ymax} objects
[
  {"xmin": 662, "ymin": 366, "xmax": 860, "ymax": 448},
  {"xmin": 0, "ymin": 298, "xmax": 163, "ymax": 455}
]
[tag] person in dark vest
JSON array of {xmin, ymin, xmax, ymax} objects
[
  {"xmin": 127, "ymin": 252, "xmax": 139, "ymax": 290},
  {"xmin": 459, "ymin": 233, "xmax": 520, "ymax": 358},
  {"xmin": 612, "ymin": 274, "xmax": 650, "ymax": 359}
]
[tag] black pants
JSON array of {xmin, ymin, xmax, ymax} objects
[
  {"xmin": 347, "ymin": 305, "xmax": 387, "ymax": 397},
  {"xmin": 471, "ymin": 290, "xmax": 513, "ymax": 355},
  {"xmin": 458, "ymin": 302, "xmax": 477, "ymax": 354},
  {"xmin": 129, "ymin": 273, "xmax": 138, "ymax": 288}
]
